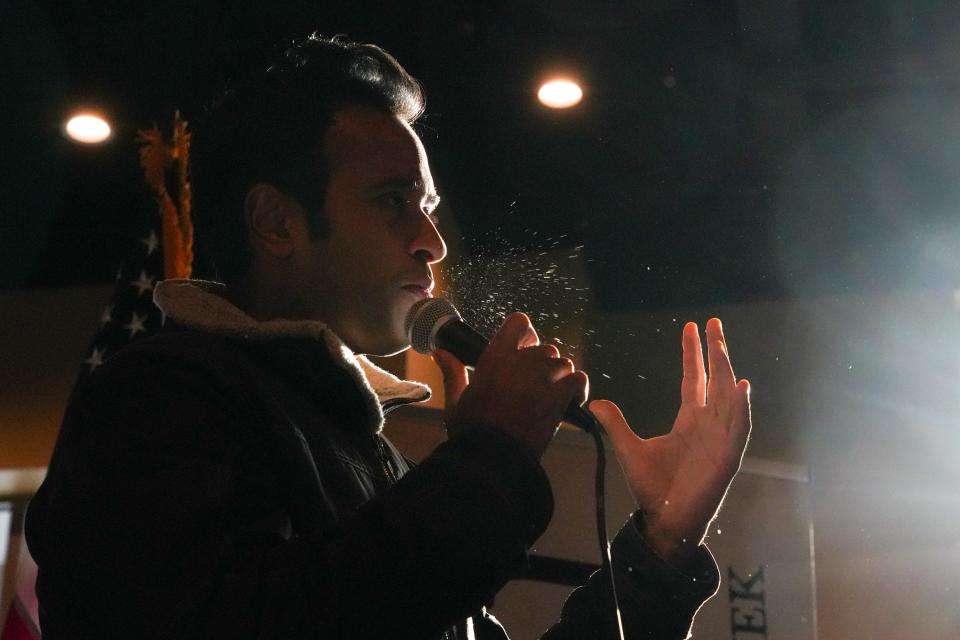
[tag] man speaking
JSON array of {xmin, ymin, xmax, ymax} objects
[{"xmin": 26, "ymin": 34, "xmax": 751, "ymax": 639}]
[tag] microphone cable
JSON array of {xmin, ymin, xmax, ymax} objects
[{"xmin": 581, "ymin": 410, "xmax": 626, "ymax": 640}]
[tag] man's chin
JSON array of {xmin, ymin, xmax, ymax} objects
[
  {"xmin": 350, "ymin": 327, "xmax": 411, "ymax": 357},
  {"xmin": 371, "ymin": 343, "xmax": 412, "ymax": 358},
  {"xmin": 348, "ymin": 298, "xmax": 417, "ymax": 355}
]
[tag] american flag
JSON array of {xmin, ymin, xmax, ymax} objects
[
  {"xmin": 78, "ymin": 112, "xmax": 192, "ymax": 380},
  {"xmin": 80, "ymin": 227, "xmax": 165, "ymax": 376}
]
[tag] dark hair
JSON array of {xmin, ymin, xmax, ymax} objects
[{"xmin": 190, "ymin": 33, "xmax": 425, "ymax": 283}]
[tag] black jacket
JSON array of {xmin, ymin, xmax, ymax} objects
[{"xmin": 26, "ymin": 281, "xmax": 718, "ymax": 639}]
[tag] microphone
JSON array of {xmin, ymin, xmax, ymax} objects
[{"xmin": 405, "ymin": 297, "xmax": 596, "ymax": 432}]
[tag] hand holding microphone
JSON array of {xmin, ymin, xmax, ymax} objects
[{"xmin": 406, "ymin": 298, "xmax": 590, "ymax": 458}]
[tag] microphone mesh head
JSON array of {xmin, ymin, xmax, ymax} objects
[{"xmin": 405, "ymin": 297, "xmax": 461, "ymax": 354}]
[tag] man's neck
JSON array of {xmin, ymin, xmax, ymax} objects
[{"xmin": 224, "ymin": 276, "xmax": 301, "ymax": 323}]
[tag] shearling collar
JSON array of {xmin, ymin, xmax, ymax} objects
[{"xmin": 153, "ymin": 279, "xmax": 431, "ymax": 433}]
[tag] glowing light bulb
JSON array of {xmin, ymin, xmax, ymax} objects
[
  {"xmin": 65, "ymin": 113, "xmax": 112, "ymax": 144},
  {"xmin": 537, "ymin": 79, "xmax": 583, "ymax": 109}
]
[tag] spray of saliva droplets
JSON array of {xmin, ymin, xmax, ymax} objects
[
  {"xmin": 437, "ymin": 226, "xmax": 592, "ymax": 361},
  {"xmin": 434, "ymin": 213, "xmax": 660, "ymax": 386}
]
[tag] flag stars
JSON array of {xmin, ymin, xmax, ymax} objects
[
  {"xmin": 85, "ymin": 346, "xmax": 105, "ymax": 372},
  {"xmin": 99, "ymin": 304, "xmax": 114, "ymax": 327},
  {"xmin": 124, "ymin": 312, "xmax": 148, "ymax": 338},
  {"xmin": 141, "ymin": 229, "xmax": 159, "ymax": 255},
  {"xmin": 130, "ymin": 271, "xmax": 155, "ymax": 296}
]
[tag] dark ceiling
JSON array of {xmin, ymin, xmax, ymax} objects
[{"xmin": 3, "ymin": 1, "xmax": 960, "ymax": 311}]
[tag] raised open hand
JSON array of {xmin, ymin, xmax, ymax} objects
[{"xmin": 591, "ymin": 318, "xmax": 751, "ymax": 567}]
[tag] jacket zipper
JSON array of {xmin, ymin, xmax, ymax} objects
[
  {"xmin": 377, "ymin": 397, "xmax": 418, "ymax": 482},
  {"xmin": 373, "ymin": 435, "xmax": 398, "ymax": 484}
]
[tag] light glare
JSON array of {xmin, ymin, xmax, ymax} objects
[
  {"xmin": 65, "ymin": 114, "xmax": 112, "ymax": 144},
  {"xmin": 537, "ymin": 79, "xmax": 583, "ymax": 109}
]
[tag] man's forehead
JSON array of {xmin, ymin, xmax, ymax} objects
[{"xmin": 323, "ymin": 105, "xmax": 429, "ymax": 174}]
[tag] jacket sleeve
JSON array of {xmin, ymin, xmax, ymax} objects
[
  {"xmin": 541, "ymin": 514, "xmax": 720, "ymax": 640},
  {"xmin": 26, "ymin": 350, "xmax": 552, "ymax": 640}
]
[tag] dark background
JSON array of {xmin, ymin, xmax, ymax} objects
[{"xmin": 3, "ymin": 0, "xmax": 960, "ymax": 310}]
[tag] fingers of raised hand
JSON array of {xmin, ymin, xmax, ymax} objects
[
  {"xmin": 731, "ymin": 378, "xmax": 752, "ymax": 442},
  {"xmin": 589, "ymin": 399, "xmax": 640, "ymax": 457},
  {"xmin": 705, "ymin": 379, "xmax": 752, "ymax": 470},
  {"xmin": 705, "ymin": 318, "xmax": 737, "ymax": 399},
  {"xmin": 681, "ymin": 322, "xmax": 706, "ymax": 406}
]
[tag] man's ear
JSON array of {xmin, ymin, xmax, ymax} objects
[{"xmin": 244, "ymin": 183, "xmax": 306, "ymax": 258}]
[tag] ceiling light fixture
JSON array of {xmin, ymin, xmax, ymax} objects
[
  {"xmin": 537, "ymin": 79, "xmax": 583, "ymax": 109},
  {"xmin": 64, "ymin": 113, "xmax": 112, "ymax": 144}
]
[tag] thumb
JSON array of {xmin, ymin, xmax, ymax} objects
[
  {"xmin": 433, "ymin": 348, "xmax": 469, "ymax": 408},
  {"xmin": 589, "ymin": 399, "xmax": 639, "ymax": 456}
]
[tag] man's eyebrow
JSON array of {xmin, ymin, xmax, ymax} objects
[{"xmin": 368, "ymin": 179, "xmax": 441, "ymax": 207}]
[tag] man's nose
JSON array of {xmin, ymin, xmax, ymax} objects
[{"xmin": 409, "ymin": 213, "xmax": 447, "ymax": 263}]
